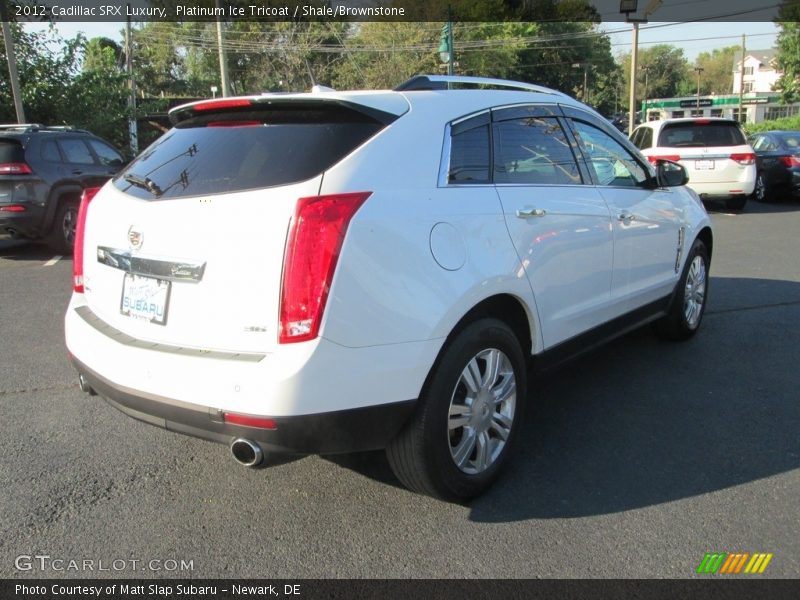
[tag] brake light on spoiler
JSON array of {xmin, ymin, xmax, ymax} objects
[
  {"xmin": 72, "ymin": 187, "xmax": 102, "ymax": 293},
  {"xmin": 279, "ymin": 192, "xmax": 372, "ymax": 344}
]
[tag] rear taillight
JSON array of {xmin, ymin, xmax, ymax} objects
[
  {"xmin": 0, "ymin": 162, "xmax": 33, "ymax": 174},
  {"xmin": 279, "ymin": 191, "xmax": 371, "ymax": 344},
  {"xmin": 0, "ymin": 204, "xmax": 26, "ymax": 212},
  {"xmin": 730, "ymin": 152, "xmax": 755, "ymax": 165},
  {"xmin": 647, "ymin": 155, "xmax": 681, "ymax": 164},
  {"xmin": 779, "ymin": 155, "xmax": 800, "ymax": 168},
  {"xmin": 72, "ymin": 187, "xmax": 101, "ymax": 293}
]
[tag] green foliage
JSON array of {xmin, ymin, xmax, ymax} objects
[
  {"xmin": 744, "ymin": 114, "xmax": 800, "ymax": 134},
  {"xmin": 774, "ymin": 2, "xmax": 800, "ymax": 103},
  {"xmin": 692, "ymin": 45, "xmax": 741, "ymax": 95},
  {"xmin": 621, "ymin": 45, "xmax": 690, "ymax": 103}
]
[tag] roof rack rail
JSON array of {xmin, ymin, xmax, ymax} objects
[
  {"xmin": 394, "ymin": 75, "xmax": 563, "ymax": 96},
  {"xmin": 0, "ymin": 124, "xmax": 90, "ymax": 134}
]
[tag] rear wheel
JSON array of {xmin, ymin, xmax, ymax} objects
[
  {"xmin": 753, "ymin": 172, "xmax": 769, "ymax": 202},
  {"xmin": 48, "ymin": 199, "xmax": 79, "ymax": 254},
  {"xmin": 654, "ymin": 239, "xmax": 709, "ymax": 341},
  {"xmin": 387, "ymin": 318, "xmax": 526, "ymax": 501}
]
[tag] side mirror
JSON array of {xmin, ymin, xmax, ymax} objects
[{"xmin": 655, "ymin": 159, "xmax": 689, "ymax": 187}]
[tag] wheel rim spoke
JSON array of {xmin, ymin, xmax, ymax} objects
[
  {"xmin": 482, "ymin": 349, "xmax": 501, "ymax": 390},
  {"xmin": 490, "ymin": 413, "xmax": 512, "ymax": 440},
  {"xmin": 452, "ymin": 428, "xmax": 477, "ymax": 468},
  {"xmin": 462, "ymin": 358, "xmax": 482, "ymax": 394},
  {"xmin": 448, "ymin": 404, "xmax": 472, "ymax": 430},
  {"xmin": 474, "ymin": 432, "xmax": 491, "ymax": 471},
  {"xmin": 684, "ymin": 255, "xmax": 706, "ymax": 327}
]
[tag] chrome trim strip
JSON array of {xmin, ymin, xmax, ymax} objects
[
  {"xmin": 74, "ymin": 305, "xmax": 266, "ymax": 363},
  {"xmin": 96, "ymin": 246, "xmax": 206, "ymax": 283}
]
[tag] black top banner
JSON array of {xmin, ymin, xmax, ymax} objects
[{"xmin": 2, "ymin": 0, "xmax": 798, "ymax": 23}]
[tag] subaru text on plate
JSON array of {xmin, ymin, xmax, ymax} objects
[{"xmin": 65, "ymin": 76, "xmax": 713, "ymax": 501}]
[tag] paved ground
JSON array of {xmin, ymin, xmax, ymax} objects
[{"xmin": 1, "ymin": 198, "xmax": 798, "ymax": 579}]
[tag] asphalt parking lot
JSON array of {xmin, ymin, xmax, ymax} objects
[{"xmin": 1, "ymin": 199, "xmax": 798, "ymax": 579}]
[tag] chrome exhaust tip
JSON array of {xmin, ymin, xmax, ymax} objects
[
  {"xmin": 230, "ymin": 438, "xmax": 264, "ymax": 468},
  {"xmin": 78, "ymin": 373, "xmax": 97, "ymax": 396}
]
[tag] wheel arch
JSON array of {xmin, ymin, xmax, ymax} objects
[
  {"xmin": 696, "ymin": 225, "xmax": 713, "ymax": 261},
  {"xmin": 43, "ymin": 184, "xmax": 83, "ymax": 233}
]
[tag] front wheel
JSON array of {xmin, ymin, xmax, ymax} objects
[
  {"xmin": 654, "ymin": 239, "xmax": 709, "ymax": 341},
  {"xmin": 387, "ymin": 318, "xmax": 527, "ymax": 501}
]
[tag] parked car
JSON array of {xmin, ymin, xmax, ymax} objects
[
  {"xmin": 748, "ymin": 130, "xmax": 800, "ymax": 202},
  {"xmin": 630, "ymin": 117, "xmax": 756, "ymax": 211},
  {"xmin": 65, "ymin": 75, "xmax": 713, "ymax": 501},
  {"xmin": 0, "ymin": 124, "xmax": 125, "ymax": 253}
]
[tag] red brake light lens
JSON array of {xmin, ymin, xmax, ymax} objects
[
  {"xmin": 0, "ymin": 204, "xmax": 27, "ymax": 212},
  {"xmin": 779, "ymin": 155, "xmax": 800, "ymax": 168},
  {"xmin": 279, "ymin": 191, "xmax": 372, "ymax": 344},
  {"xmin": 72, "ymin": 187, "xmax": 101, "ymax": 293},
  {"xmin": 647, "ymin": 155, "xmax": 681, "ymax": 164},
  {"xmin": 193, "ymin": 98, "xmax": 252, "ymax": 112},
  {"xmin": 730, "ymin": 152, "xmax": 755, "ymax": 165},
  {"xmin": 0, "ymin": 162, "xmax": 33, "ymax": 174},
  {"xmin": 223, "ymin": 412, "xmax": 277, "ymax": 430}
]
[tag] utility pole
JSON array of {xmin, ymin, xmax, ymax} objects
[
  {"xmin": 125, "ymin": 7, "xmax": 138, "ymax": 155},
  {"xmin": 641, "ymin": 65, "xmax": 649, "ymax": 121},
  {"xmin": 447, "ymin": 5, "xmax": 454, "ymax": 76},
  {"xmin": 0, "ymin": 3, "xmax": 26, "ymax": 123},
  {"xmin": 583, "ymin": 62, "xmax": 589, "ymax": 104},
  {"xmin": 738, "ymin": 34, "xmax": 746, "ymax": 123},
  {"xmin": 694, "ymin": 66, "xmax": 704, "ymax": 109},
  {"xmin": 629, "ymin": 22, "xmax": 639, "ymax": 133},
  {"xmin": 215, "ymin": 0, "xmax": 231, "ymax": 96}
]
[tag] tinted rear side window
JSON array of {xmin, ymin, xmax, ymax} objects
[
  {"xmin": 658, "ymin": 122, "xmax": 746, "ymax": 147},
  {"xmin": 115, "ymin": 105, "xmax": 387, "ymax": 199},
  {"xmin": 0, "ymin": 139, "xmax": 25, "ymax": 163},
  {"xmin": 448, "ymin": 124, "xmax": 490, "ymax": 183},
  {"xmin": 493, "ymin": 117, "xmax": 580, "ymax": 185}
]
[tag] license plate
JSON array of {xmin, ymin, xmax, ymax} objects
[
  {"xmin": 695, "ymin": 159, "xmax": 715, "ymax": 170},
  {"xmin": 120, "ymin": 274, "xmax": 171, "ymax": 325}
]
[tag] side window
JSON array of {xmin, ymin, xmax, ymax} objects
[
  {"xmin": 88, "ymin": 139, "xmax": 123, "ymax": 167},
  {"xmin": 493, "ymin": 117, "xmax": 580, "ymax": 185},
  {"xmin": 572, "ymin": 121, "xmax": 649, "ymax": 187},
  {"xmin": 41, "ymin": 139, "xmax": 61, "ymax": 162},
  {"xmin": 751, "ymin": 136, "xmax": 767, "ymax": 151},
  {"xmin": 58, "ymin": 139, "xmax": 95, "ymax": 165},
  {"xmin": 630, "ymin": 128, "xmax": 642, "ymax": 148},
  {"xmin": 448, "ymin": 123, "xmax": 490, "ymax": 183},
  {"xmin": 640, "ymin": 127, "xmax": 653, "ymax": 149}
]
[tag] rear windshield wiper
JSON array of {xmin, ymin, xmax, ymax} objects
[{"xmin": 123, "ymin": 173, "xmax": 163, "ymax": 197}]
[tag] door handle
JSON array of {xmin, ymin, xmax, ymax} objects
[
  {"xmin": 617, "ymin": 211, "xmax": 635, "ymax": 224},
  {"xmin": 516, "ymin": 207, "xmax": 547, "ymax": 219},
  {"xmin": 71, "ymin": 170, "xmax": 83, "ymax": 175}
]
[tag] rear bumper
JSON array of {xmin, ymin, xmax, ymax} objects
[
  {"xmin": 0, "ymin": 204, "xmax": 46, "ymax": 238},
  {"xmin": 687, "ymin": 176, "xmax": 756, "ymax": 199},
  {"xmin": 71, "ymin": 356, "xmax": 416, "ymax": 454}
]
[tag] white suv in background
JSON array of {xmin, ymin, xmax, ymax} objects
[
  {"xmin": 65, "ymin": 75, "xmax": 713, "ymax": 501},
  {"xmin": 630, "ymin": 117, "xmax": 756, "ymax": 210}
]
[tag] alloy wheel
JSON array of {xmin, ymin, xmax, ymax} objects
[{"xmin": 684, "ymin": 255, "xmax": 707, "ymax": 329}]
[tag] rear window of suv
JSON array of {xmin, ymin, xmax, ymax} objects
[
  {"xmin": 0, "ymin": 139, "xmax": 25, "ymax": 164},
  {"xmin": 114, "ymin": 103, "xmax": 389, "ymax": 200},
  {"xmin": 658, "ymin": 121, "xmax": 746, "ymax": 148}
]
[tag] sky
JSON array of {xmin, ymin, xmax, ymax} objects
[{"xmin": 24, "ymin": 20, "xmax": 779, "ymax": 64}]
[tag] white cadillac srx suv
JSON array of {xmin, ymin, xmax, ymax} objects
[{"xmin": 65, "ymin": 75, "xmax": 713, "ymax": 501}]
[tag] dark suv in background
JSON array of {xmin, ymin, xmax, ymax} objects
[{"xmin": 0, "ymin": 125, "xmax": 125, "ymax": 253}]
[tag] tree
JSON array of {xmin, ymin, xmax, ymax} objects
[
  {"xmin": 0, "ymin": 24, "xmax": 81, "ymax": 124},
  {"xmin": 774, "ymin": 2, "xmax": 800, "ymax": 103},
  {"xmin": 689, "ymin": 45, "xmax": 740, "ymax": 96},
  {"xmin": 620, "ymin": 44, "xmax": 690, "ymax": 105}
]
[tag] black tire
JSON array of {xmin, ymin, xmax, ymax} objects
[
  {"xmin": 48, "ymin": 200, "xmax": 79, "ymax": 255},
  {"xmin": 654, "ymin": 239, "xmax": 709, "ymax": 341},
  {"xmin": 725, "ymin": 196, "xmax": 747, "ymax": 211},
  {"xmin": 386, "ymin": 318, "xmax": 526, "ymax": 502},
  {"xmin": 753, "ymin": 172, "xmax": 769, "ymax": 202}
]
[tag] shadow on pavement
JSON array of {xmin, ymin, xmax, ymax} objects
[
  {"xmin": 0, "ymin": 239, "xmax": 59, "ymax": 261},
  {"xmin": 327, "ymin": 277, "xmax": 800, "ymax": 519}
]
